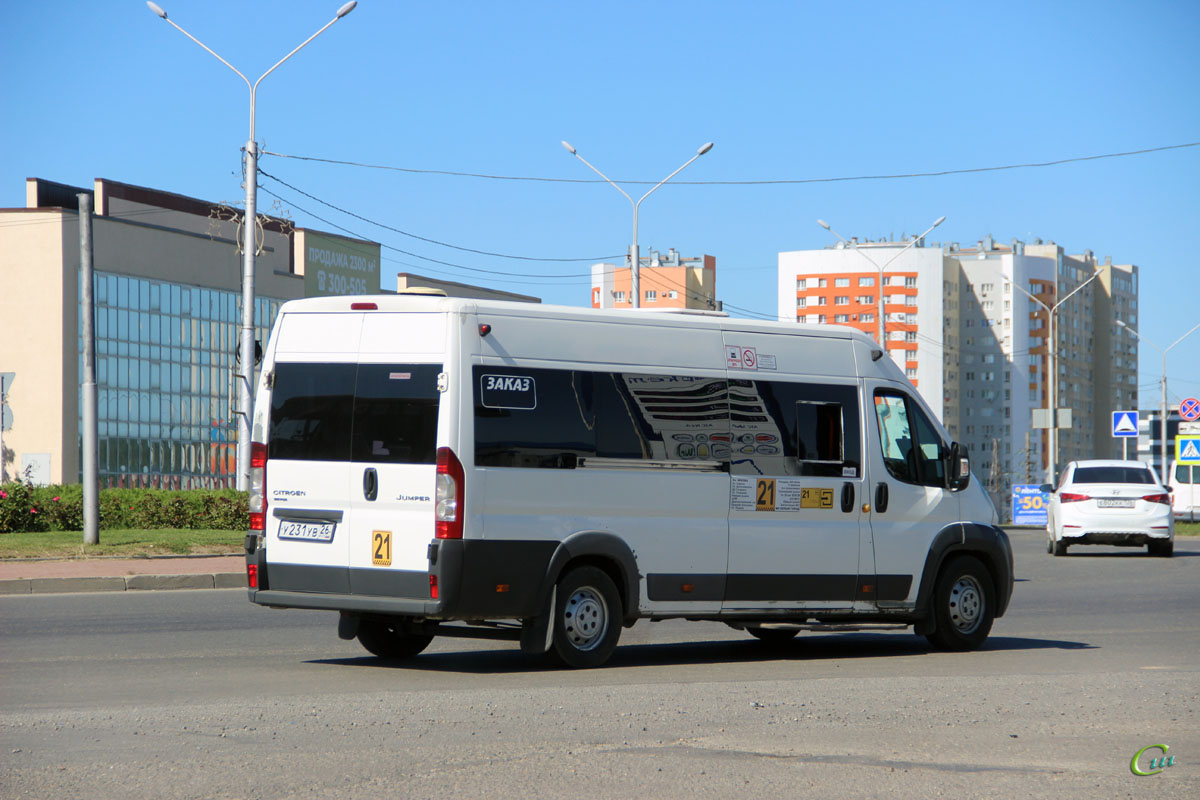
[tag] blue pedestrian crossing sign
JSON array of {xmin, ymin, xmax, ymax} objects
[
  {"xmin": 1178, "ymin": 436, "xmax": 1200, "ymax": 464},
  {"xmin": 1112, "ymin": 410, "xmax": 1138, "ymax": 438}
]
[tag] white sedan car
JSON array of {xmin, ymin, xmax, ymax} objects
[{"xmin": 1042, "ymin": 459, "xmax": 1174, "ymax": 557}]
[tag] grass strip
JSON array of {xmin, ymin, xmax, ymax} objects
[{"xmin": 0, "ymin": 529, "xmax": 244, "ymax": 559}]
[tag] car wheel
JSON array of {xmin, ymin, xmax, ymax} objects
[
  {"xmin": 1148, "ymin": 540, "xmax": 1174, "ymax": 558},
  {"xmin": 356, "ymin": 618, "xmax": 434, "ymax": 659},
  {"xmin": 548, "ymin": 566, "xmax": 622, "ymax": 669},
  {"xmin": 1046, "ymin": 535, "xmax": 1054, "ymax": 554},
  {"xmin": 1052, "ymin": 539, "xmax": 1068, "ymax": 557},
  {"xmin": 925, "ymin": 555, "xmax": 995, "ymax": 652},
  {"xmin": 747, "ymin": 627, "xmax": 799, "ymax": 646}
]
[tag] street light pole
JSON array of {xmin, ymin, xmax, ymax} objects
[
  {"xmin": 147, "ymin": 1, "xmax": 357, "ymax": 490},
  {"xmin": 817, "ymin": 216, "xmax": 944, "ymax": 348},
  {"xmin": 1116, "ymin": 319, "xmax": 1200, "ymax": 479},
  {"xmin": 1006, "ymin": 270, "xmax": 1102, "ymax": 481},
  {"xmin": 562, "ymin": 141, "xmax": 713, "ymax": 309}
]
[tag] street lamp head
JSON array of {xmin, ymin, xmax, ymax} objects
[
  {"xmin": 817, "ymin": 219, "xmax": 831, "ymax": 230},
  {"xmin": 1116, "ymin": 319, "xmax": 1128, "ymax": 329},
  {"xmin": 146, "ymin": 1, "xmax": 167, "ymax": 19},
  {"xmin": 932, "ymin": 215, "xmax": 946, "ymax": 228},
  {"xmin": 697, "ymin": 142, "xmax": 714, "ymax": 156},
  {"xmin": 561, "ymin": 140, "xmax": 577, "ymax": 155},
  {"xmin": 336, "ymin": 1, "xmax": 357, "ymax": 18}
]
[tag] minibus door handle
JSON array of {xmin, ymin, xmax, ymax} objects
[
  {"xmin": 841, "ymin": 482, "xmax": 854, "ymax": 513},
  {"xmin": 875, "ymin": 482, "xmax": 889, "ymax": 514},
  {"xmin": 363, "ymin": 468, "xmax": 378, "ymax": 502}
]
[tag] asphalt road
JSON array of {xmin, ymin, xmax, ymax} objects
[{"xmin": 1, "ymin": 532, "xmax": 1197, "ymax": 799}]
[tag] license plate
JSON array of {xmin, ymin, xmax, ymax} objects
[
  {"xmin": 1097, "ymin": 499, "xmax": 1135, "ymax": 509},
  {"xmin": 278, "ymin": 520, "xmax": 336, "ymax": 542}
]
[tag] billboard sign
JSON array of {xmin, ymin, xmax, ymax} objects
[
  {"xmin": 302, "ymin": 230, "xmax": 380, "ymax": 297},
  {"xmin": 1011, "ymin": 484, "xmax": 1049, "ymax": 526}
]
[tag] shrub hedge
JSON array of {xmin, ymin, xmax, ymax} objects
[{"xmin": 0, "ymin": 481, "xmax": 248, "ymax": 533}]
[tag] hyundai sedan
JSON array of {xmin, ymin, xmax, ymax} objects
[{"xmin": 1042, "ymin": 459, "xmax": 1173, "ymax": 557}]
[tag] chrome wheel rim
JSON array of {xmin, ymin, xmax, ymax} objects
[
  {"xmin": 563, "ymin": 586, "xmax": 608, "ymax": 651},
  {"xmin": 948, "ymin": 575, "xmax": 984, "ymax": 634}
]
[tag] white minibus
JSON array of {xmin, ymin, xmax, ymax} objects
[{"xmin": 245, "ymin": 296, "xmax": 1012, "ymax": 668}]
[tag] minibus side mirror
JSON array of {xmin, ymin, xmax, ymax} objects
[{"xmin": 946, "ymin": 441, "xmax": 970, "ymax": 491}]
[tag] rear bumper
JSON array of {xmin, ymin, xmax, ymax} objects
[{"xmin": 1059, "ymin": 530, "xmax": 1173, "ymax": 546}]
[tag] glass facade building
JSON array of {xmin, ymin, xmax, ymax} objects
[{"xmin": 81, "ymin": 272, "xmax": 280, "ymax": 488}]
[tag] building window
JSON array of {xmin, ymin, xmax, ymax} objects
[
  {"xmin": 859, "ymin": 277, "xmax": 875, "ymax": 287},
  {"xmin": 835, "ymin": 278, "xmax": 850, "ymax": 287},
  {"xmin": 645, "ymin": 290, "xmax": 657, "ymax": 302},
  {"xmin": 817, "ymin": 296, "xmax": 827, "ymax": 306},
  {"xmin": 668, "ymin": 290, "xmax": 678, "ymax": 299},
  {"xmin": 796, "ymin": 297, "xmax": 807, "ymax": 308},
  {"xmin": 834, "ymin": 314, "xmax": 850, "ymax": 323},
  {"xmin": 818, "ymin": 315, "xmax": 827, "ymax": 323},
  {"xmin": 796, "ymin": 278, "xmax": 807, "ymax": 289},
  {"xmin": 834, "ymin": 296, "xmax": 849, "ymax": 305},
  {"xmin": 905, "ymin": 277, "xmax": 917, "ymax": 288},
  {"xmin": 614, "ymin": 291, "xmax": 626, "ymax": 303},
  {"xmin": 818, "ymin": 278, "xmax": 828, "ymax": 288},
  {"xmin": 857, "ymin": 295, "xmax": 873, "ymax": 304},
  {"xmin": 861, "ymin": 313, "xmax": 874, "ymax": 322}
]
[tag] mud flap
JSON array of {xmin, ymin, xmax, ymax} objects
[
  {"xmin": 337, "ymin": 611, "xmax": 360, "ymax": 641},
  {"xmin": 519, "ymin": 586, "xmax": 556, "ymax": 655}
]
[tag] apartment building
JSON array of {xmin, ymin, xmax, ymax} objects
[
  {"xmin": 591, "ymin": 248, "xmax": 717, "ymax": 310},
  {"xmin": 778, "ymin": 235, "xmax": 1138, "ymax": 502}
]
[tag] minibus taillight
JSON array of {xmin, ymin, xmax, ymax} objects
[
  {"xmin": 435, "ymin": 447, "xmax": 464, "ymax": 539},
  {"xmin": 249, "ymin": 442, "xmax": 267, "ymax": 531}
]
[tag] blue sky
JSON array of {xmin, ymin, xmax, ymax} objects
[{"xmin": 3, "ymin": 1, "xmax": 1198, "ymax": 414}]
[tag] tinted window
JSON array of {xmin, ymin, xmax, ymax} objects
[
  {"xmin": 351, "ymin": 365, "xmax": 441, "ymax": 464},
  {"xmin": 473, "ymin": 367, "xmax": 730, "ymax": 468},
  {"xmin": 1073, "ymin": 466, "xmax": 1155, "ymax": 485},
  {"xmin": 729, "ymin": 380, "xmax": 861, "ymax": 477},
  {"xmin": 1176, "ymin": 464, "xmax": 1197, "ymax": 484},
  {"xmin": 269, "ymin": 362, "xmax": 441, "ymax": 464},
  {"xmin": 269, "ymin": 363, "xmax": 355, "ymax": 461}
]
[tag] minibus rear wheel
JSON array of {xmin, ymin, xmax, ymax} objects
[
  {"xmin": 356, "ymin": 618, "xmax": 434, "ymax": 660},
  {"xmin": 549, "ymin": 566, "xmax": 622, "ymax": 668}
]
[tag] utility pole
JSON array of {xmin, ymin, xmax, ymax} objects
[{"xmin": 78, "ymin": 194, "xmax": 99, "ymax": 545}]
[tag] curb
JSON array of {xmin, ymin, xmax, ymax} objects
[{"xmin": 0, "ymin": 572, "xmax": 246, "ymax": 595}]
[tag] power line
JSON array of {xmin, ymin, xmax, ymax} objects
[
  {"xmin": 261, "ymin": 140, "xmax": 1200, "ymax": 187},
  {"xmin": 257, "ymin": 168, "xmax": 621, "ymax": 263}
]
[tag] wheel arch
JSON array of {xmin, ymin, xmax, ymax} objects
[
  {"xmin": 914, "ymin": 522, "xmax": 1014, "ymax": 622},
  {"xmin": 540, "ymin": 531, "xmax": 641, "ymax": 626}
]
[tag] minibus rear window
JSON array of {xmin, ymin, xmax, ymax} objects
[{"xmin": 269, "ymin": 362, "xmax": 441, "ymax": 464}]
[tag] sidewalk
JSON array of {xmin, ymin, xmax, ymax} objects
[{"xmin": 0, "ymin": 553, "xmax": 246, "ymax": 595}]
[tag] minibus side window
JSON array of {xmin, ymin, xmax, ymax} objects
[
  {"xmin": 351, "ymin": 364, "xmax": 441, "ymax": 465},
  {"xmin": 269, "ymin": 363, "xmax": 355, "ymax": 462},
  {"xmin": 474, "ymin": 366, "xmax": 597, "ymax": 468},
  {"xmin": 729, "ymin": 380, "xmax": 861, "ymax": 478}
]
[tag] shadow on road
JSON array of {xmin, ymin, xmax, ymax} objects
[{"xmin": 309, "ymin": 631, "xmax": 1095, "ymax": 675}]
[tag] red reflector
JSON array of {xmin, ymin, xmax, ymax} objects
[
  {"xmin": 350, "ymin": 302, "xmax": 378, "ymax": 310},
  {"xmin": 249, "ymin": 512, "xmax": 265, "ymax": 531},
  {"xmin": 496, "ymin": 584, "xmax": 510, "ymax": 593},
  {"xmin": 1059, "ymin": 492, "xmax": 1089, "ymax": 503},
  {"xmin": 429, "ymin": 575, "xmax": 438, "ymax": 599},
  {"xmin": 247, "ymin": 564, "xmax": 258, "ymax": 589},
  {"xmin": 478, "ymin": 323, "xmax": 492, "ymax": 336},
  {"xmin": 250, "ymin": 441, "xmax": 267, "ymax": 469}
]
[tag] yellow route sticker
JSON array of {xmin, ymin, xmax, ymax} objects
[
  {"xmin": 372, "ymin": 530, "xmax": 392, "ymax": 566},
  {"xmin": 800, "ymin": 488, "xmax": 834, "ymax": 509}
]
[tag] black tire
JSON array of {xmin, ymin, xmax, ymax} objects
[
  {"xmin": 1148, "ymin": 540, "xmax": 1174, "ymax": 558},
  {"xmin": 356, "ymin": 618, "xmax": 434, "ymax": 660},
  {"xmin": 747, "ymin": 627, "xmax": 799, "ymax": 646},
  {"xmin": 548, "ymin": 566, "xmax": 622, "ymax": 669},
  {"xmin": 924, "ymin": 555, "xmax": 995, "ymax": 652},
  {"xmin": 1046, "ymin": 535, "xmax": 1054, "ymax": 554},
  {"xmin": 1052, "ymin": 539, "xmax": 1068, "ymax": 557}
]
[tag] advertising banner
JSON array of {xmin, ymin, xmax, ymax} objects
[
  {"xmin": 302, "ymin": 230, "xmax": 380, "ymax": 297},
  {"xmin": 1011, "ymin": 484, "xmax": 1049, "ymax": 526}
]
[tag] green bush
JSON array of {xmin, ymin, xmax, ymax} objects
[{"xmin": 0, "ymin": 483, "xmax": 248, "ymax": 533}]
